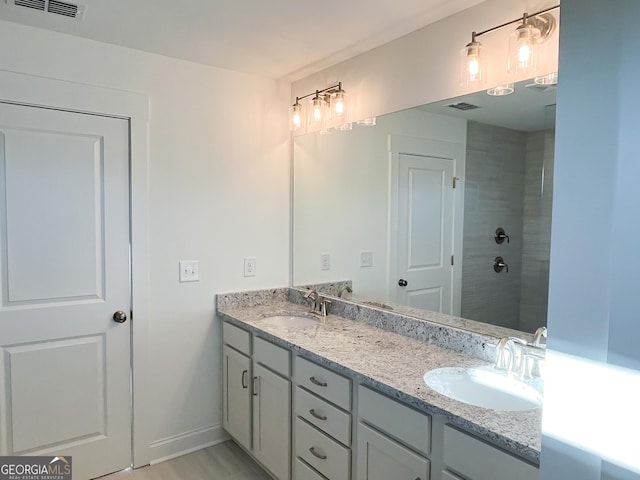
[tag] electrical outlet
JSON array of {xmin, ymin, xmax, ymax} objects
[
  {"xmin": 244, "ymin": 257, "xmax": 256, "ymax": 277},
  {"xmin": 360, "ymin": 250, "xmax": 373, "ymax": 268},
  {"xmin": 321, "ymin": 253, "xmax": 331, "ymax": 271},
  {"xmin": 179, "ymin": 260, "xmax": 199, "ymax": 282}
]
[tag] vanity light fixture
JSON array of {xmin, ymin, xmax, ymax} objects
[
  {"xmin": 534, "ymin": 72, "xmax": 558, "ymax": 85},
  {"xmin": 460, "ymin": 5, "xmax": 558, "ymax": 86},
  {"xmin": 289, "ymin": 82, "xmax": 347, "ymax": 132},
  {"xmin": 487, "ymin": 83, "xmax": 514, "ymax": 96}
]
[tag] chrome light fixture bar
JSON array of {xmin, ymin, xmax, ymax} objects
[
  {"xmin": 290, "ymin": 82, "xmax": 346, "ymax": 132},
  {"xmin": 460, "ymin": 5, "xmax": 559, "ymax": 87}
]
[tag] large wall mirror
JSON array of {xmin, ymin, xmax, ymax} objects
[{"xmin": 293, "ymin": 77, "xmax": 556, "ymax": 335}]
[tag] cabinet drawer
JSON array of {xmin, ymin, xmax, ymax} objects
[
  {"xmin": 223, "ymin": 322, "xmax": 250, "ymax": 355},
  {"xmin": 296, "ymin": 386, "xmax": 351, "ymax": 446},
  {"xmin": 443, "ymin": 426, "xmax": 539, "ymax": 480},
  {"xmin": 296, "ymin": 418, "xmax": 350, "ymax": 480},
  {"xmin": 254, "ymin": 336, "xmax": 290, "ymax": 376},
  {"xmin": 295, "ymin": 356, "xmax": 351, "ymax": 410},
  {"xmin": 295, "ymin": 458, "xmax": 328, "ymax": 480},
  {"xmin": 358, "ymin": 385, "xmax": 430, "ymax": 454}
]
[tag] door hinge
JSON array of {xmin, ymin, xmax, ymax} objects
[
  {"xmin": 453, "ymin": 177, "xmax": 459, "ymax": 189},
  {"xmin": 451, "ymin": 255, "xmax": 455, "ymax": 266}
]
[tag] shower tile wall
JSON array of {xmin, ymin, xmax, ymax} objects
[
  {"xmin": 462, "ymin": 122, "xmax": 525, "ymax": 329},
  {"xmin": 462, "ymin": 121, "xmax": 554, "ymax": 331},
  {"xmin": 519, "ymin": 128, "xmax": 555, "ymax": 332}
]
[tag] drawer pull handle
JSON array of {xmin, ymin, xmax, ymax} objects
[
  {"xmin": 252, "ymin": 376, "xmax": 258, "ymax": 396},
  {"xmin": 241, "ymin": 370, "xmax": 248, "ymax": 389},
  {"xmin": 309, "ymin": 376, "xmax": 327, "ymax": 387},
  {"xmin": 309, "ymin": 409, "xmax": 327, "ymax": 421},
  {"xmin": 309, "ymin": 446, "xmax": 327, "ymax": 460}
]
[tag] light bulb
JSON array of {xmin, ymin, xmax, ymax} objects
[
  {"xmin": 468, "ymin": 57, "xmax": 479, "ymax": 78},
  {"xmin": 518, "ymin": 44, "xmax": 531, "ymax": 66}
]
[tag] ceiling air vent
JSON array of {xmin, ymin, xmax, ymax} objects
[
  {"xmin": 447, "ymin": 102, "xmax": 481, "ymax": 111},
  {"xmin": 6, "ymin": 0, "xmax": 85, "ymax": 19}
]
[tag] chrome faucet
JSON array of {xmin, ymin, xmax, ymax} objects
[
  {"xmin": 337, "ymin": 285, "xmax": 352, "ymax": 298},
  {"xmin": 532, "ymin": 326, "xmax": 547, "ymax": 346},
  {"xmin": 495, "ymin": 334, "xmax": 546, "ymax": 379},
  {"xmin": 303, "ymin": 289, "xmax": 331, "ymax": 319},
  {"xmin": 304, "ymin": 289, "xmax": 320, "ymax": 311}
]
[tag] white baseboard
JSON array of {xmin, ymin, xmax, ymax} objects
[{"xmin": 148, "ymin": 424, "xmax": 230, "ymax": 465}]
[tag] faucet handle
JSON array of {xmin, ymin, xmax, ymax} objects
[{"xmin": 321, "ymin": 298, "xmax": 332, "ymax": 317}]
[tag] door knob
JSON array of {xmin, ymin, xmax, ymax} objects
[
  {"xmin": 398, "ymin": 279, "xmax": 408, "ymax": 287},
  {"xmin": 113, "ymin": 311, "xmax": 128, "ymax": 323}
]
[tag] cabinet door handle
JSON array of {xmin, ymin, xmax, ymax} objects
[
  {"xmin": 241, "ymin": 370, "xmax": 248, "ymax": 389},
  {"xmin": 252, "ymin": 376, "xmax": 258, "ymax": 396},
  {"xmin": 309, "ymin": 376, "xmax": 327, "ymax": 387},
  {"xmin": 309, "ymin": 446, "xmax": 327, "ymax": 460},
  {"xmin": 309, "ymin": 409, "xmax": 327, "ymax": 421}
]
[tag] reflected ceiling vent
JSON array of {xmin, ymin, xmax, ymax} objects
[
  {"xmin": 447, "ymin": 102, "xmax": 481, "ymax": 111},
  {"xmin": 5, "ymin": 0, "xmax": 86, "ymax": 19},
  {"xmin": 525, "ymin": 83, "xmax": 557, "ymax": 94}
]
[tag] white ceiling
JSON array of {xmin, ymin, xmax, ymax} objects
[
  {"xmin": 419, "ymin": 78, "xmax": 557, "ymax": 131},
  {"xmin": 0, "ymin": 0, "xmax": 486, "ymax": 80}
]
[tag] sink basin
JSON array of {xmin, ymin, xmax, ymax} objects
[
  {"xmin": 423, "ymin": 366, "xmax": 542, "ymax": 411},
  {"xmin": 261, "ymin": 314, "xmax": 319, "ymax": 328}
]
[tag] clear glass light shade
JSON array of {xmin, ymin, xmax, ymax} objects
[
  {"xmin": 333, "ymin": 90, "xmax": 346, "ymax": 118},
  {"xmin": 534, "ymin": 72, "xmax": 558, "ymax": 85},
  {"xmin": 290, "ymin": 103, "xmax": 303, "ymax": 131},
  {"xmin": 308, "ymin": 95, "xmax": 326, "ymax": 129},
  {"xmin": 508, "ymin": 23, "xmax": 542, "ymax": 76},
  {"xmin": 460, "ymin": 41, "xmax": 487, "ymax": 87},
  {"xmin": 356, "ymin": 117, "xmax": 376, "ymax": 127},
  {"xmin": 487, "ymin": 83, "xmax": 514, "ymax": 96},
  {"xmin": 335, "ymin": 122, "xmax": 352, "ymax": 131}
]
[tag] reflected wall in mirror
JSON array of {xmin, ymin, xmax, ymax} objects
[{"xmin": 293, "ymin": 78, "xmax": 556, "ymax": 334}]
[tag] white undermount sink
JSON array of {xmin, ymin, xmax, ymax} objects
[
  {"xmin": 261, "ymin": 314, "xmax": 319, "ymax": 328},
  {"xmin": 423, "ymin": 365, "xmax": 542, "ymax": 411}
]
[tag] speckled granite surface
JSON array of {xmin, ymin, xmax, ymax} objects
[{"xmin": 216, "ymin": 291, "xmax": 543, "ymax": 463}]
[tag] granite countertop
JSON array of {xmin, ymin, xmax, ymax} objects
[{"xmin": 218, "ymin": 300, "xmax": 542, "ymax": 463}]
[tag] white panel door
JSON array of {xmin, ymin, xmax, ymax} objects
[
  {"xmin": 389, "ymin": 135, "xmax": 463, "ymax": 315},
  {"xmin": 0, "ymin": 102, "xmax": 131, "ymax": 480}
]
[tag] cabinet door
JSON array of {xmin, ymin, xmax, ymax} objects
[
  {"xmin": 223, "ymin": 345, "xmax": 252, "ymax": 450},
  {"xmin": 357, "ymin": 423, "xmax": 429, "ymax": 480},
  {"xmin": 253, "ymin": 363, "xmax": 291, "ymax": 480}
]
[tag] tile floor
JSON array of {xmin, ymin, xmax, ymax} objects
[{"xmin": 97, "ymin": 441, "xmax": 272, "ymax": 480}]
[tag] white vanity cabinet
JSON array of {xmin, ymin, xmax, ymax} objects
[
  {"xmin": 293, "ymin": 356, "xmax": 352, "ymax": 480},
  {"xmin": 356, "ymin": 385, "xmax": 431, "ymax": 480},
  {"xmin": 222, "ymin": 322, "xmax": 291, "ymax": 480},
  {"xmin": 442, "ymin": 425, "xmax": 539, "ymax": 480}
]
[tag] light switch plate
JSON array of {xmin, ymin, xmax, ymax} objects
[
  {"xmin": 321, "ymin": 253, "xmax": 331, "ymax": 271},
  {"xmin": 179, "ymin": 260, "xmax": 199, "ymax": 282},
  {"xmin": 360, "ymin": 250, "xmax": 373, "ymax": 268},
  {"xmin": 244, "ymin": 257, "xmax": 256, "ymax": 277}
]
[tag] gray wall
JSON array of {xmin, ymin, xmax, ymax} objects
[{"xmin": 541, "ymin": 1, "xmax": 640, "ymax": 479}]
